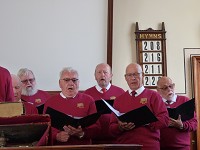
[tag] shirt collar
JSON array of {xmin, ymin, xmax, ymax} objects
[
  {"xmin": 128, "ymin": 86, "xmax": 145, "ymax": 97},
  {"xmin": 162, "ymin": 94, "xmax": 177, "ymax": 104},
  {"xmin": 60, "ymin": 92, "xmax": 76, "ymax": 99},
  {"xmin": 95, "ymin": 82, "xmax": 111, "ymax": 92}
]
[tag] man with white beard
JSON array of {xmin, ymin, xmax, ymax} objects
[{"xmin": 17, "ymin": 68, "xmax": 51, "ymax": 113}]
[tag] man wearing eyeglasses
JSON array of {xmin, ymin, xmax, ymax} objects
[
  {"xmin": 17, "ymin": 68, "xmax": 51, "ymax": 113},
  {"xmin": 157, "ymin": 76, "xmax": 197, "ymax": 150},
  {"xmin": 11, "ymin": 74, "xmax": 38, "ymax": 114},
  {"xmin": 43, "ymin": 67, "xmax": 100, "ymax": 145},
  {"xmin": 84, "ymin": 63, "xmax": 125, "ymax": 144},
  {"xmin": 109, "ymin": 63, "xmax": 169, "ymax": 150},
  {"xmin": 0, "ymin": 66, "xmax": 14, "ymax": 102}
]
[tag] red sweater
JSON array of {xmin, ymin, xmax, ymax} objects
[
  {"xmin": 0, "ymin": 66, "xmax": 14, "ymax": 102},
  {"xmin": 43, "ymin": 92, "xmax": 100, "ymax": 145},
  {"xmin": 23, "ymin": 101, "xmax": 38, "ymax": 114},
  {"xmin": 109, "ymin": 89, "xmax": 169, "ymax": 150},
  {"xmin": 21, "ymin": 90, "xmax": 51, "ymax": 106},
  {"xmin": 160, "ymin": 95, "xmax": 197, "ymax": 150},
  {"xmin": 84, "ymin": 85, "xmax": 125, "ymax": 143}
]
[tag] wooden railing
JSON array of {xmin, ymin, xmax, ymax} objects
[
  {"xmin": 47, "ymin": 91, "xmax": 61, "ymax": 96},
  {"xmin": 2, "ymin": 144, "xmax": 142, "ymax": 150}
]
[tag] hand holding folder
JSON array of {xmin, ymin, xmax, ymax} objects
[
  {"xmin": 46, "ymin": 107, "xmax": 101, "ymax": 130},
  {"xmin": 102, "ymin": 99, "xmax": 158, "ymax": 127},
  {"xmin": 167, "ymin": 98, "xmax": 195, "ymax": 121}
]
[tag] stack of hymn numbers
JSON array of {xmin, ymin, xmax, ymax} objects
[{"xmin": 135, "ymin": 22, "xmax": 167, "ymax": 89}]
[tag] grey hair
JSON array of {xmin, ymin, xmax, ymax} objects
[
  {"xmin": 17, "ymin": 68, "xmax": 35, "ymax": 78},
  {"xmin": 11, "ymin": 74, "xmax": 22, "ymax": 86},
  {"xmin": 59, "ymin": 67, "xmax": 79, "ymax": 79},
  {"xmin": 95, "ymin": 63, "xmax": 112, "ymax": 74}
]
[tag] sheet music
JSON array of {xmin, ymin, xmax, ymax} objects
[{"xmin": 101, "ymin": 99, "xmax": 124, "ymax": 116}]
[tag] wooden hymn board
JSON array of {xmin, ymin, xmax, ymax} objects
[{"xmin": 135, "ymin": 22, "xmax": 167, "ymax": 89}]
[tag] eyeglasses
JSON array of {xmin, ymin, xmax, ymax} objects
[
  {"xmin": 158, "ymin": 83, "xmax": 175, "ymax": 91},
  {"xmin": 61, "ymin": 78, "xmax": 79, "ymax": 83},
  {"xmin": 14, "ymin": 85, "xmax": 21, "ymax": 90},
  {"xmin": 125, "ymin": 72, "xmax": 142, "ymax": 78},
  {"xmin": 21, "ymin": 78, "xmax": 35, "ymax": 84}
]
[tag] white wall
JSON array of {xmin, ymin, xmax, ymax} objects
[
  {"xmin": 1, "ymin": 0, "xmax": 200, "ymax": 96},
  {"xmin": 112, "ymin": 0, "xmax": 200, "ymax": 97},
  {"xmin": 0, "ymin": 0, "xmax": 107, "ymax": 91}
]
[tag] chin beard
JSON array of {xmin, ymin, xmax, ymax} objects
[
  {"xmin": 22, "ymin": 86, "xmax": 38, "ymax": 96},
  {"xmin": 100, "ymin": 81, "xmax": 107, "ymax": 87}
]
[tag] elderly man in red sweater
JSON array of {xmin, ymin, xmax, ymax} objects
[
  {"xmin": 157, "ymin": 76, "xmax": 197, "ymax": 150},
  {"xmin": 109, "ymin": 63, "xmax": 169, "ymax": 150},
  {"xmin": 43, "ymin": 67, "xmax": 100, "ymax": 145},
  {"xmin": 0, "ymin": 66, "xmax": 14, "ymax": 102},
  {"xmin": 11, "ymin": 74, "xmax": 38, "ymax": 114},
  {"xmin": 17, "ymin": 68, "xmax": 50, "ymax": 113},
  {"xmin": 84, "ymin": 63, "xmax": 125, "ymax": 144}
]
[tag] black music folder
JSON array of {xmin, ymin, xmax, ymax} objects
[
  {"xmin": 36, "ymin": 104, "xmax": 45, "ymax": 114},
  {"xmin": 95, "ymin": 99, "xmax": 114, "ymax": 114},
  {"xmin": 46, "ymin": 107, "xmax": 101, "ymax": 130},
  {"xmin": 167, "ymin": 98, "xmax": 195, "ymax": 121},
  {"xmin": 102, "ymin": 99, "xmax": 158, "ymax": 127}
]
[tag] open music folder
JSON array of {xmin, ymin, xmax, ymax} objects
[
  {"xmin": 95, "ymin": 99, "xmax": 114, "ymax": 114},
  {"xmin": 167, "ymin": 98, "xmax": 195, "ymax": 121},
  {"xmin": 102, "ymin": 99, "xmax": 158, "ymax": 127},
  {"xmin": 46, "ymin": 107, "xmax": 101, "ymax": 130}
]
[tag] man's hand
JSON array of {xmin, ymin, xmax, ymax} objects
[
  {"xmin": 63, "ymin": 125, "xmax": 84, "ymax": 138},
  {"xmin": 169, "ymin": 115, "xmax": 183, "ymax": 129},
  {"xmin": 56, "ymin": 131, "xmax": 70, "ymax": 142},
  {"xmin": 118, "ymin": 120, "xmax": 135, "ymax": 131}
]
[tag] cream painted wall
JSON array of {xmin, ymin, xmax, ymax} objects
[
  {"xmin": 112, "ymin": 0, "xmax": 200, "ymax": 97},
  {"xmin": 0, "ymin": 0, "xmax": 107, "ymax": 91},
  {"xmin": 1, "ymin": 0, "xmax": 200, "ymax": 94}
]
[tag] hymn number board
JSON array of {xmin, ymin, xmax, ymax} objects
[{"xmin": 135, "ymin": 22, "xmax": 167, "ymax": 89}]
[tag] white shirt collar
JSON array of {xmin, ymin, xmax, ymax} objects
[
  {"xmin": 60, "ymin": 92, "xmax": 76, "ymax": 99},
  {"xmin": 95, "ymin": 82, "xmax": 111, "ymax": 92},
  {"xmin": 128, "ymin": 86, "xmax": 145, "ymax": 97},
  {"xmin": 162, "ymin": 94, "xmax": 177, "ymax": 104}
]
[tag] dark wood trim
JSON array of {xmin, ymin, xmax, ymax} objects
[
  {"xmin": 3, "ymin": 144, "xmax": 142, "ymax": 150},
  {"xmin": 107, "ymin": 0, "xmax": 113, "ymax": 68},
  {"xmin": 192, "ymin": 56, "xmax": 200, "ymax": 150},
  {"xmin": 47, "ymin": 91, "xmax": 61, "ymax": 96}
]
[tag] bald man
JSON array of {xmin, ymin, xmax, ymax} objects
[
  {"xmin": 109, "ymin": 63, "xmax": 169, "ymax": 150},
  {"xmin": 157, "ymin": 76, "xmax": 197, "ymax": 150},
  {"xmin": 84, "ymin": 63, "xmax": 125, "ymax": 144},
  {"xmin": 11, "ymin": 74, "xmax": 38, "ymax": 114}
]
